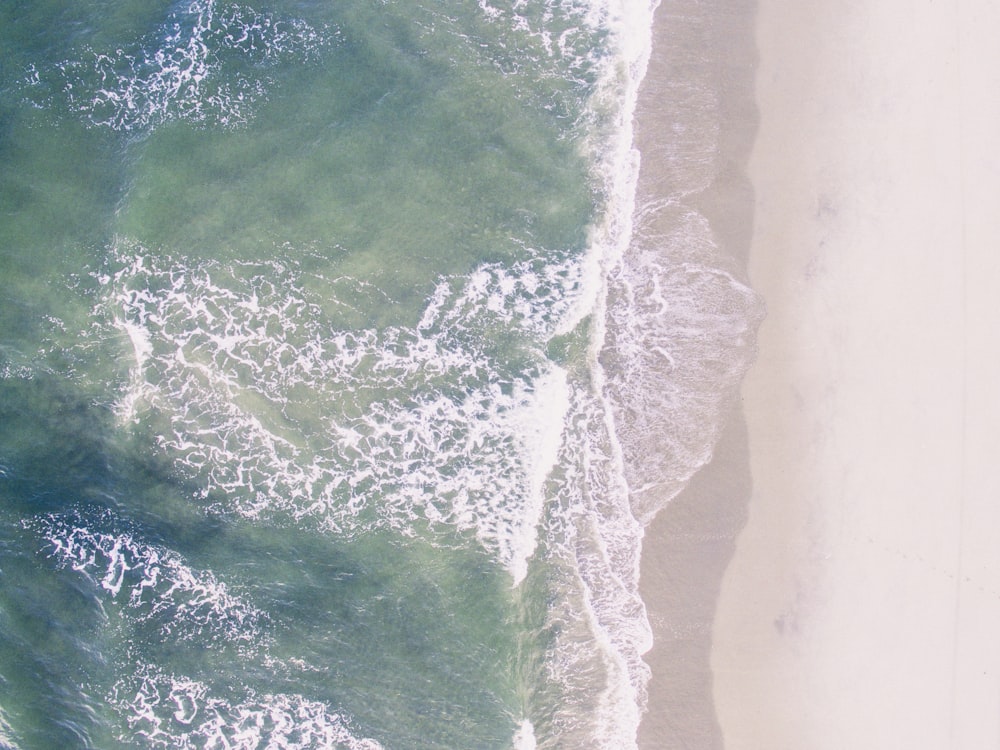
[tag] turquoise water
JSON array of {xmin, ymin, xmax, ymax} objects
[{"xmin": 0, "ymin": 0, "xmax": 762, "ymax": 747}]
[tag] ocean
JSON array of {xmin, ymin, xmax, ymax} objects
[{"xmin": 0, "ymin": 0, "xmax": 761, "ymax": 747}]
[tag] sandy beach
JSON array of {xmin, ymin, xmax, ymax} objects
[
  {"xmin": 633, "ymin": 1, "xmax": 758, "ymax": 747},
  {"xmin": 710, "ymin": 1, "xmax": 1000, "ymax": 748}
]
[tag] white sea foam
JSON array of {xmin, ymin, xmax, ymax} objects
[
  {"xmin": 464, "ymin": 0, "xmax": 762, "ymax": 745},
  {"xmin": 26, "ymin": 510, "xmax": 266, "ymax": 648},
  {"xmin": 115, "ymin": 670, "xmax": 382, "ymax": 750},
  {"xmin": 602, "ymin": 217, "xmax": 764, "ymax": 521},
  {"xmin": 0, "ymin": 363, "xmax": 33, "ymax": 381},
  {"xmin": 512, "ymin": 718, "xmax": 537, "ymax": 750},
  {"xmin": 117, "ymin": 317, "xmax": 155, "ymax": 424},
  {"xmin": 507, "ymin": 0, "xmax": 661, "ymax": 745},
  {"xmin": 23, "ymin": 512, "xmax": 389, "ymax": 747},
  {"xmin": 100, "ymin": 243, "xmax": 585, "ymax": 584},
  {"xmin": 24, "ymin": 0, "xmax": 332, "ymax": 132},
  {"xmin": 462, "ymin": 0, "xmax": 613, "ymax": 132},
  {"xmin": 0, "ymin": 706, "xmax": 22, "ymax": 750},
  {"xmin": 527, "ymin": 381, "xmax": 651, "ymax": 747},
  {"xmin": 506, "ymin": 365, "xmax": 570, "ymax": 586}
]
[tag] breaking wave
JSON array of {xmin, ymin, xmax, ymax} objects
[
  {"xmin": 114, "ymin": 670, "xmax": 383, "ymax": 750},
  {"xmin": 23, "ymin": 0, "xmax": 333, "ymax": 132},
  {"xmin": 26, "ymin": 509, "xmax": 266, "ymax": 648},
  {"xmin": 98, "ymin": 242, "xmax": 583, "ymax": 584}
]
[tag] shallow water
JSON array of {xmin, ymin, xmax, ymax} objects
[{"xmin": 0, "ymin": 0, "xmax": 760, "ymax": 747}]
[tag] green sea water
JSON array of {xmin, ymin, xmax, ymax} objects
[
  {"xmin": 0, "ymin": 0, "xmax": 764, "ymax": 747},
  {"xmin": 1, "ymin": 1, "xmax": 618, "ymax": 746}
]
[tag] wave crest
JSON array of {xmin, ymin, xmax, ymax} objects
[{"xmin": 23, "ymin": 0, "xmax": 333, "ymax": 132}]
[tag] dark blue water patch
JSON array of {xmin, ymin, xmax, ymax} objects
[
  {"xmin": 0, "ymin": 523, "xmax": 114, "ymax": 750},
  {"xmin": 0, "ymin": 363, "xmax": 249, "ymax": 565},
  {"xmin": 0, "ymin": 362, "xmax": 525, "ymax": 747},
  {"xmin": 0, "ymin": 372, "xmax": 117, "ymax": 514},
  {"xmin": 222, "ymin": 530, "xmax": 524, "ymax": 748},
  {"xmin": 12, "ymin": 512, "xmax": 524, "ymax": 748}
]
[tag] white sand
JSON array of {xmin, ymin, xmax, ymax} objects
[{"xmin": 711, "ymin": 1, "xmax": 1000, "ymax": 748}]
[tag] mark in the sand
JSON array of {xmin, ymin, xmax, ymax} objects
[
  {"xmin": 860, "ymin": 534, "xmax": 999, "ymax": 599},
  {"xmin": 772, "ymin": 584, "xmax": 808, "ymax": 637}
]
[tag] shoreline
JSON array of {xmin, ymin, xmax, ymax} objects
[
  {"xmin": 631, "ymin": 1, "xmax": 758, "ymax": 747},
  {"xmin": 637, "ymin": 404, "xmax": 750, "ymax": 748},
  {"xmin": 713, "ymin": 1, "xmax": 1000, "ymax": 748}
]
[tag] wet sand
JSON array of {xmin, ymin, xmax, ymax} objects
[{"xmin": 633, "ymin": 0, "xmax": 758, "ymax": 747}]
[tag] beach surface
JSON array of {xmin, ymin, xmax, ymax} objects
[
  {"xmin": 711, "ymin": 1, "xmax": 1000, "ymax": 748},
  {"xmin": 634, "ymin": 1, "xmax": 757, "ymax": 747}
]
